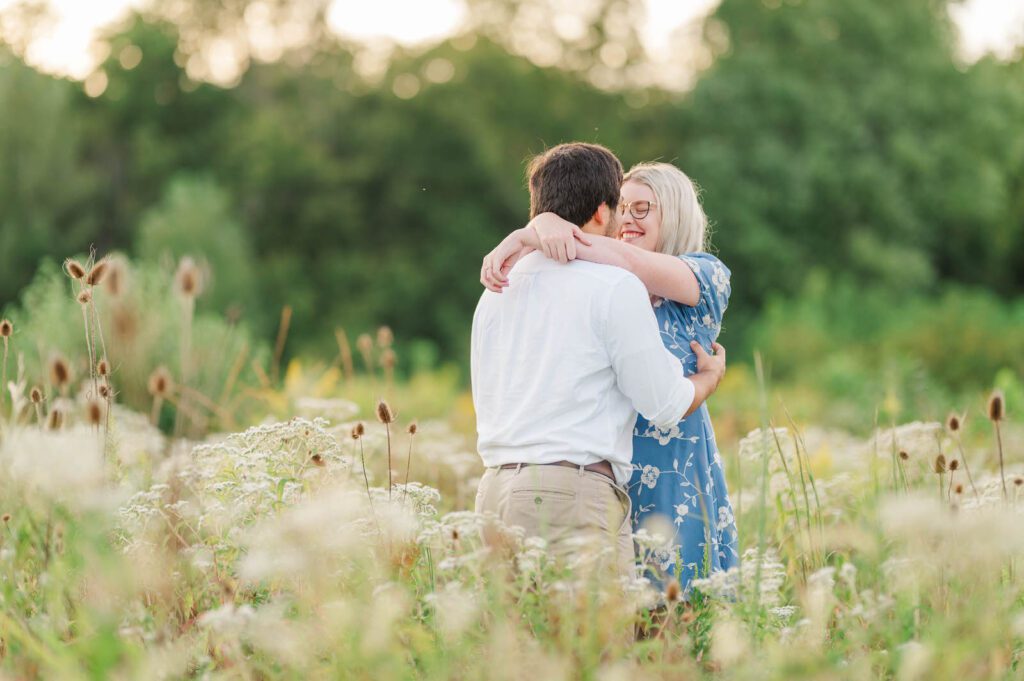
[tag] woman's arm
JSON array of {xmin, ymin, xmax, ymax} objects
[
  {"xmin": 577, "ymin": 236, "xmax": 700, "ymax": 307},
  {"xmin": 480, "ymin": 228, "xmax": 539, "ymax": 292},
  {"xmin": 526, "ymin": 212, "xmax": 701, "ymax": 306}
]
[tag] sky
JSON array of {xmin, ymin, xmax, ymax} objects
[{"xmin": 1, "ymin": 0, "xmax": 1021, "ymax": 80}]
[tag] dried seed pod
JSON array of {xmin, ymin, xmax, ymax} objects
[
  {"xmin": 987, "ymin": 391, "xmax": 1004, "ymax": 422},
  {"xmin": 86, "ymin": 259, "xmax": 109, "ymax": 286},
  {"xmin": 48, "ymin": 355, "xmax": 71, "ymax": 390},
  {"xmin": 47, "ymin": 407, "xmax": 64, "ymax": 430},
  {"xmin": 174, "ymin": 256, "xmax": 204, "ymax": 298},
  {"xmin": 64, "ymin": 258, "xmax": 86, "ymax": 279},
  {"xmin": 85, "ymin": 398, "xmax": 105, "ymax": 426},
  {"xmin": 147, "ymin": 366, "xmax": 174, "ymax": 398},
  {"xmin": 376, "ymin": 399, "xmax": 395, "ymax": 424}
]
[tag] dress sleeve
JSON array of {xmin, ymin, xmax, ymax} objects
[{"xmin": 677, "ymin": 253, "xmax": 731, "ymax": 330}]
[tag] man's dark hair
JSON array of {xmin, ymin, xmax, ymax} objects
[{"xmin": 526, "ymin": 143, "xmax": 623, "ymax": 226}]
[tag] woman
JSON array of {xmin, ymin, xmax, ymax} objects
[{"xmin": 479, "ymin": 162, "xmax": 738, "ymax": 596}]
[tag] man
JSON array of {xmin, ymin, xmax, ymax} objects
[{"xmin": 471, "ymin": 142, "xmax": 726, "ymax": 580}]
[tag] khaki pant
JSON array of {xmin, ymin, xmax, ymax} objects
[{"xmin": 474, "ymin": 464, "xmax": 636, "ymax": 581}]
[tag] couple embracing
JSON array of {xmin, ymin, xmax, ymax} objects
[{"xmin": 470, "ymin": 142, "xmax": 738, "ymax": 600}]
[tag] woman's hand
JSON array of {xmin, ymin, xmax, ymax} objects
[
  {"xmin": 529, "ymin": 212, "xmax": 592, "ymax": 263},
  {"xmin": 481, "ymin": 230, "xmax": 534, "ymax": 292}
]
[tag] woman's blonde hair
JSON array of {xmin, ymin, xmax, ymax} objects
[{"xmin": 624, "ymin": 162, "xmax": 708, "ymax": 255}]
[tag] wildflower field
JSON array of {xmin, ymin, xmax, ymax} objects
[{"xmin": 0, "ymin": 253, "xmax": 1022, "ymax": 681}]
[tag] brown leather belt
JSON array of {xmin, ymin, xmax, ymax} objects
[{"xmin": 499, "ymin": 459, "xmax": 615, "ymax": 482}]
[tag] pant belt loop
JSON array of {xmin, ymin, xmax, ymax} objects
[{"xmin": 514, "ymin": 462, "xmax": 523, "ymax": 475}]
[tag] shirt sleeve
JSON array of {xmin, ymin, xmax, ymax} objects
[
  {"xmin": 678, "ymin": 252, "xmax": 731, "ymax": 329},
  {"xmin": 604, "ymin": 274, "xmax": 695, "ymax": 429}
]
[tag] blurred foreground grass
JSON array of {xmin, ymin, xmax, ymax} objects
[{"xmin": 0, "ymin": 253, "xmax": 1021, "ymax": 679}]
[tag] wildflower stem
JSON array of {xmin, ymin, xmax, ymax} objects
[
  {"xmin": 1, "ymin": 336, "xmax": 8, "ymax": 418},
  {"xmin": 80, "ymin": 302, "xmax": 98, "ymax": 399},
  {"xmin": 995, "ymin": 420, "xmax": 1007, "ymax": 501},
  {"xmin": 403, "ymin": 435, "xmax": 415, "ymax": 503},
  {"xmin": 952, "ymin": 435, "xmax": 980, "ymax": 500},
  {"xmin": 385, "ymin": 420, "xmax": 393, "ymax": 500}
]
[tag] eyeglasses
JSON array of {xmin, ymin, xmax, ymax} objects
[{"xmin": 618, "ymin": 199, "xmax": 657, "ymax": 220}]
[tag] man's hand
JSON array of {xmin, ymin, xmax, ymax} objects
[
  {"xmin": 691, "ymin": 340, "xmax": 725, "ymax": 388},
  {"xmin": 681, "ymin": 340, "xmax": 726, "ymax": 418}
]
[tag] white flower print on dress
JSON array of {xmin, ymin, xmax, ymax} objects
[
  {"xmin": 711, "ymin": 264, "xmax": 729, "ymax": 296},
  {"xmin": 716, "ymin": 505, "xmax": 735, "ymax": 532},
  {"xmin": 640, "ymin": 465, "xmax": 660, "ymax": 489}
]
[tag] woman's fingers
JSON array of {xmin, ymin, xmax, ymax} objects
[{"xmin": 566, "ymin": 234, "xmax": 577, "ymax": 260}]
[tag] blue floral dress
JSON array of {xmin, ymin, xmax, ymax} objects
[{"xmin": 628, "ymin": 252, "xmax": 739, "ymax": 595}]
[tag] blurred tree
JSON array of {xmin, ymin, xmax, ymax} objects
[
  {"xmin": 77, "ymin": 14, "xmax": 237, "ymax": 249},
  {"xmin": 678, "ymin": 0, "xmax": 1022, "ymax": 318},
  {"xmin": 464, "ymin": 0, "xmax": 648, "ymax": 89},
  {"xmin": 0, "ymin": 47, "xmax": 97, "ymax": 304},
  {"xmin": 136, "ymin": 174, "xmax": 260, "ymax": 324}
]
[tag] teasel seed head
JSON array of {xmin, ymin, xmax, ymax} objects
[
  {"xmin": 98, "ymin": 383, "xmax": 112, "ymax": 400},
  {"xmin": 46, "ymin": 407, "xmax": 64, "ymax": 430},
  {"xmin": 85, "ymin": 259, "xmax": 109, "ymax": 286},
  {"xmin": 77, "ymin": 289, "xmax": 92, "ymax": 305},
  {"xmin": 48, "ymin": 355, "xmax": 71, "ymax": 389},
  {"xmin": 1015, "ymin": 477, "xmax": 1023, "ymax": 487},
  {"xmin": 407, "ymin": 421, "xmax": 418, "ymax": 435},
  {"xmin": 174, "ymin": 256, "xmax": 204, "ymax": 298},
  {"xmin": 898, "ymin": 450, "xmax": 909, "ymax": 461},
  {"xmin": 380, "ymin": 348, "xmax": 397, "ymax": 370},
  {"xmin": 945, "ymin": 412, "xmax": 961, "ymax": 433},
  {"xmin": 356, "ymin": 333, "xmax": 373, "ymax": 354},
  {"xmin": 1, "ymin": 513, "xmax": 9, "ymax": 523},
  {"xmin": 987, "ymin": 390, "xmax": 1004, "ymax": 422},
  {"xmin": 351, "ymin": 422, "xmax": 365, "ymax": 440},
  {"xmin": 954, "ymin": 484, "xmax": 964, "ymax": 495},
  {"xmin": 103, "ymin": 257, "xmax": 126, "ymax": 297},
  {"xmin": 933, "ymin": 454, "xmax": 947, "ymax": 474},
  {"xmin": 377, "ymin": 325, "xmax": 393, "ymax": 348},
  {"xmin": 97, "ymin": 358, "xmax": 110, "ymax": 377},
  {"xmin": 310, "ymin": 453, "xmax": 325, "ymax": 467},
  {"xmin": 85, "ymin": 398, "xmax": 105, "ymax": 426},
  {"xmin": 147, "ymin": 366, "xmax": 173, "ymax": 398},
  {"xmin": 948, "ymin": 459, "xmax": 960, "ymax": 471},
  {"xmin": 665, "ymin": 580, "xmax": 682, "ymax": 604},
  {"xmin": 0, "ymin": 318, "xmax": 11, "ymax": 338},
  {"xmin": 451, "ymin": 528, "xmax": 460, "ymax": 542},
  {"xmin": 64, "ymin": 258, "xmax": 86, "ymax": 280},
  {"xmin": 376, "ymin": 398, "xmax": 395, "ymax": 424},
  {"xmin": 29, "ymin": 386, "xmax": 43, "ymax": 403}
]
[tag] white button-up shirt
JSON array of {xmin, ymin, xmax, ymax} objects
[{"xmin": 471, "ymin": 252, "xmax": 695, "ymax": 485}]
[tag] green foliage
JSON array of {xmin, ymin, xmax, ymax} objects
[
  {"xmin": 744, "ymin": 274, "xmax": 1024, "ymax": 430},
  {"xmin": 2, "ymin": 256, "xmax": 269, "ymax": 428},
  {"xmin": 1, "ymin": 0, "xmax": 1022, "ymax": 374},
  {"xmin": 0, "ymin": 48, "xmax": 97, "ymax": 304},
  {"xmin": 137, "ymin": 174, "xmax": 260, "ymax": 324}
]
